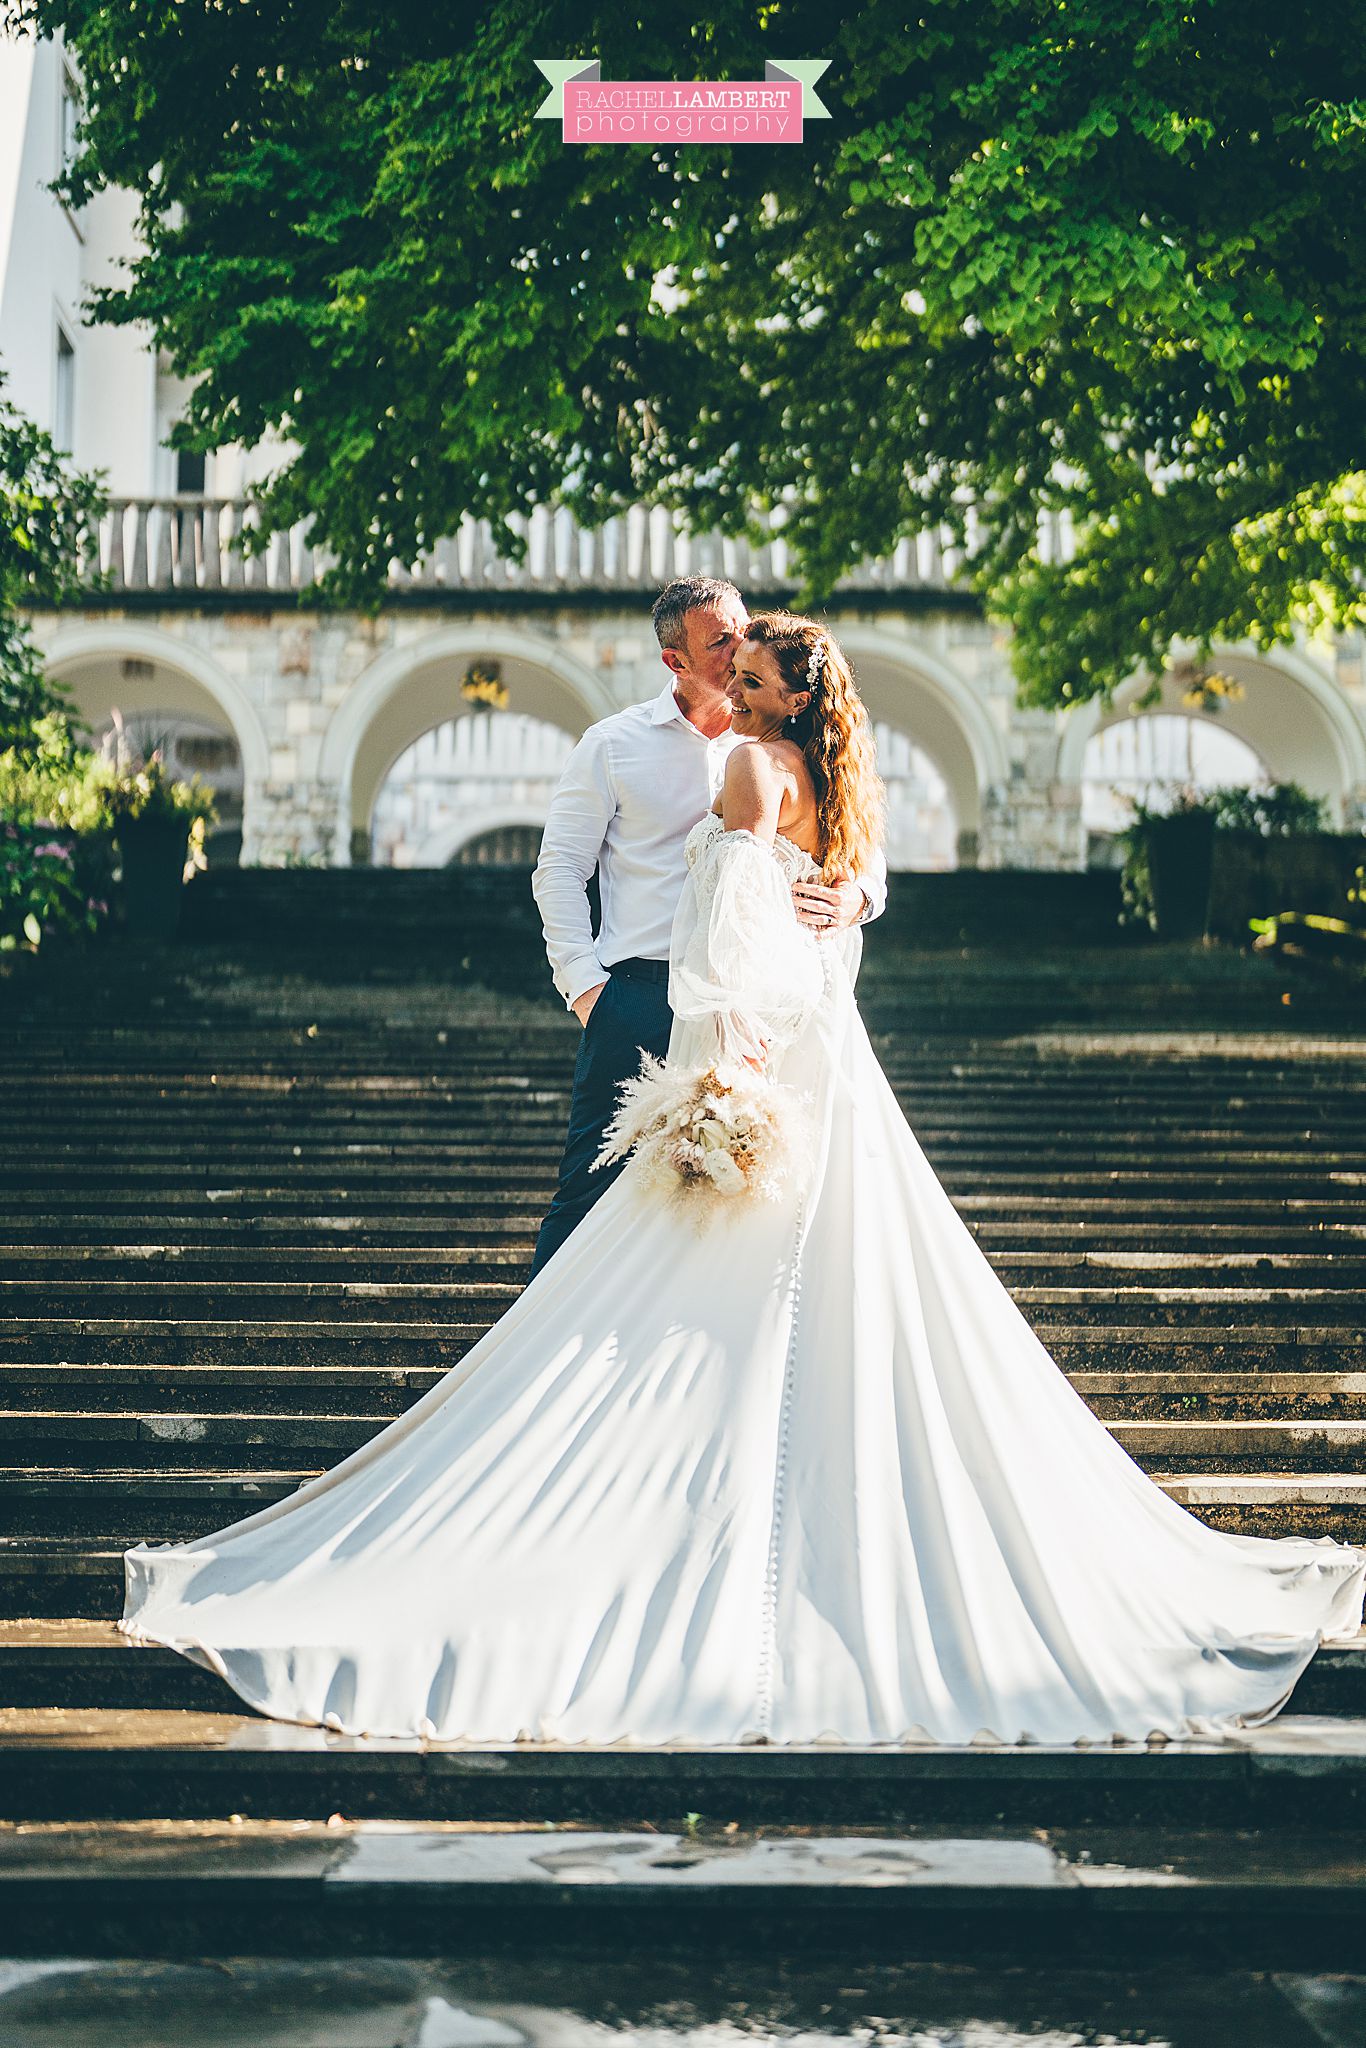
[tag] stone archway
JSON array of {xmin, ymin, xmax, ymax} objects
[
  {"xmin": 36, "ymin": 620, "xmax": 271, "ymax": 863},
  {"xmin": 870, "ymin": 721, "xmax": 958, "ymax": 870},
  {"xmin": 829, "ymin": 627, "xmax": 1010, "ymax": 864},
  {"xmin": 321, "ymin": 625, "xmax": 616, "ymax": 865},
  {"xmin": 417, "ymin": 802, "xmax": 551, "ymax": 868},
  {"xmin": 1054, "ymin": 642, "xmax": 1366, "ymax": 828}
]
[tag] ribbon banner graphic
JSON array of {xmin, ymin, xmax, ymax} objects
[{"xmin": 534, "ymin": 59, "xmax": 831, "ymax": 145}]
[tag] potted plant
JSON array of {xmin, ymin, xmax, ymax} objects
[
  {"xmin": 1115, "ymin": 786, "xmax": 1218, "ymax": 940},
  {"xmin": 102, "ymin": 724, "xmax": 217, "ymax": 942}
]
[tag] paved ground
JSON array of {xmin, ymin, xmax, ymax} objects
[{"xmin": 0, "ymin": 1949, "xmax": 1363, "ymax": 2045}]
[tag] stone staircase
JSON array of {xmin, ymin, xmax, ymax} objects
[{"xmin": 2, "ymin": 874, "xmax": 1366, "ymax": 1971}]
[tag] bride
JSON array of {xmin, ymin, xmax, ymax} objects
[{"xmin": 119, "ymin": 613, "xmax": 1366, "ymax": 1747}]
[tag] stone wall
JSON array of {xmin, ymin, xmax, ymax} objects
[{"xmin": 26, "ymin": 602, "xmax": 1366, "ymax": 871}]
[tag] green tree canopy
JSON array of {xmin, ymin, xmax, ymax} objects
[
  {"xmin": 0, "ymin": 371, "xmax": 105, "ymax": 751},
  {"xmin": 12, "ymin": 0, "xmax": 1366, "ymax": 706}
]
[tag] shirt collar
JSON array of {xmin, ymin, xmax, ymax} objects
[
  {"xmin": 649, "ymin": 680, "xmax": 737, "ymax": 743},
  {"xmin": 650, "ymin": 680, "xmax": 689, "ymax": 727}
]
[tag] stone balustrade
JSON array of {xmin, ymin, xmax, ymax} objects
[{"xmin": 74, "ymin": 496, "xmax": 1069, "ymax": 599}]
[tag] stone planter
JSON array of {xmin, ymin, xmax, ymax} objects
[
  {"xmin": 1145, "ymin": 811, "xmax": 1216, "ymax": 941},
  {"xmin": 115, "ymin": 814, "xmax": 190, "ymax": 943}
]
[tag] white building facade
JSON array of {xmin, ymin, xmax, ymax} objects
[{"xmin": 6, "ymin": 24, "xmax": 1366, "ymax": 872}]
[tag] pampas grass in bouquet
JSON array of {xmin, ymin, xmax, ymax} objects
[{"xmin": 593, "ymin": 1055, "xmax": 813, "ymax": 1209}]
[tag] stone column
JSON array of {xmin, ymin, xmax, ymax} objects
[
  {"xmin": 244, "ymin": 778, "xmax": 344, "ymax": 866},
  {"xmin": 977, "ymin": 780, "xmax": 1087, "ymax": 870}
]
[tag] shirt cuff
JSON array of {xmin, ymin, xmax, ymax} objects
[{"xmin": 561, "ymin": 955, "xmax": 609, "ymax": 1011}]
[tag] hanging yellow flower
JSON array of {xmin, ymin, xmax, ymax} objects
[
  {"xmin": 1180, "ymin": 668, "xmax": 1246, "ymax": 713},
  {"xmin": 461, "ymin": 661, "xmax": 509, "ymax": 711}
]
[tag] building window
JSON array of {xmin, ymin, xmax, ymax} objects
[
  {"xmin": 54, "ymin": 327, "xmax": 75, "ymax": 450},
  {"xmin": 59, "ymin": 64, "xmax": 80, "ymax": 180},
  {"xmin": 175, "ymin": 447, "xmax": 207, "ymax": 495}
]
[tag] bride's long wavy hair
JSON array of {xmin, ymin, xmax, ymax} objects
[{"xmin": 740, "ymin": 612, "xmax": 886, "ymax": 884}]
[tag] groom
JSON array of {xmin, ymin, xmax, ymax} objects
[{"xmin": 529, "ymin": 575, "xmax": 887, "ymax": 1276}]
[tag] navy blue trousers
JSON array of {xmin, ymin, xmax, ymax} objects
[{"xmin": 529, "ymin": 970, "xmax": 674, "ymax": 1278}]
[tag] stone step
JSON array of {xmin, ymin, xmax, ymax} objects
[
  {"xmin": 1026, "ymin": 1292, "xmax": 1366, "ymax": 1329},
  {"xmin": 0, "ymin": 1163, "xmax": 560, "ymax": 1190},
  {"xmin": 0, "ymin": 1212, "xmax": 548, "ymax": 1245},
  {"xmin": 4, "ymin": 1812, "xmax": 1366, "ymax": 1969},
  {"xmin": 12, "ymin": 1190, "xmax": 1366, "ymax": 1224},
  {"xmin": 0, "ymin": 1236, "xmax": 532, "ymax": 1269},
  {"xmin": 2, "ymin": 1249, "xmax": 1363, "ymax": 1294},
  {"xmin": 5, "ymin": 1261, "xmax": 1359, "ymax": 1310},
  {"xmin": 0, "ymin": 1412, "xmax": 1362, "ymax": 1477},
  {"xmin": 8, "ymin": 1027, "xmax": 1352, "ymax": 1051},
  {"xmin": 0, "ymin": 1193, "xmax": 549, "ymax": 1220},
  {"xmin": 1, "ymin": 1365, "xmax": 1357, "ymax": 1421},
  {"xmin": 1070, "ymin": 1371, "xmax": 1366, "ymax": 1418},
  {"xmin": 13, "ymin": 1279, "xmax": 1366, "ymax": 1322},
  {"xmin": 3, "ymin": 1701, "xmax": 1366, "ymax": 1841},
  {"xmin": 10, "ymin": 1067, "xmax": 1363, "ymax": 1099},
  {"xmin": 10, "ymin": 1621, "xmax": 1366, "ymax": 1726},
  {"xmin": 9, "ymin": 1070, "xmax": 1355, "ymax": 1097},
  {"xmin": 1, "ymin": 1044, "xmax": 1358, "ymax": 1068},
  {"xmin": 1, "ymin": 1468, "xmax": 1361, "ymax": 1544},
  {"xmin": 5, "ymin": 1170, "xmax": 1361, "ymax": 1208},
  {"xmin": 6, "ymin": 1284, "xmax": 1365, "ymax": 1331},
  {"xmin": 9, "ymin": 1083, "xmax": 1364, "ymax": 1113},
  {"xmin": 0, "ymin": 1321, "xmax": 479, "ymax": 1368},
  {"xmin": 5, "ymin": 1320, "xmax": 1361, "ymax": 1374},
  {"xmin": 1, "ymin": 1215, "xmax": 1361, "ymax": 1255},
  {"xmin": 978, "ymin": 1224, "xmax": 1366, "ymax": 1247},
  {"xmin": 0, "ymin": 1539, "xmax": 140, "ymax": 1616},
  {"xmin": 0, "ymin": 1280, "xmax": 524, "ymax": 1317},
  {"xmin": 11, "ymin": 1146, "xmax": 1366, "ymax": 1185},
  {"xmin": 0, "ymin": 1411, "xmax": 381, "ymax": 1460},
  {"xmin": 0, "ymin": 1364, "xmax": 443, "ymax": 1415}
]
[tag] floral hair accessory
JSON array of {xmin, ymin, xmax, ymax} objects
[{"xmin": 805, "ymin": 639, "xmax": 826, "ymax": 689}]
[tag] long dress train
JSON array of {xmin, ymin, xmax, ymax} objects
[{"xmin": 118, "ymin": 815, "xmax": 1366, "ymax": 1746}]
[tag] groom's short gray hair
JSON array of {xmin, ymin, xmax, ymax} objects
[{"xmin": 651, "ymin": 576, "xmax": 744, "ymax": 651}]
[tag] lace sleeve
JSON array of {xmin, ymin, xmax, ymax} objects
[{"xmin": 668, "ymin": 827, "xmax": 825, "ymax": 1067}]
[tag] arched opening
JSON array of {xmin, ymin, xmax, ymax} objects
[
  {"xmin": 1057, "ymin": 647, "xmax": 1366, "ymax": 851},
  {"xmin": 451, "ymin": 824, "xmax": 547, "ymax": 868},
  {"xmin": 371, "ymin": 708, "xmax": 958, "ymax": 874},
  {"xmin": 1082, "ymin": 713, "xmax": 1269, "ymax": 856},
  {"xmin": 324, "ymin": 628, "xmax": 616, "ymax": 864},
  {"xmin": 371, "ymin": 713, "xmax": 574, "ymax": 868},
  {"xmin": 872, "ymin": 721, "xmax": 957, "ymax": 870},
  {"xmin": 90, "ymin": 708, "xmax": 244, "ymax": 866},
  {"xmin": 830, "ymin": 629, "xmax": 1009, "ymax": 867},
  {"xmin": 40, "ymin": 628, "xmax": 266, "ymax": 867}
]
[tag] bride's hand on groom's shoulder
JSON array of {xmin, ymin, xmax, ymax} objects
[{"xmin": 792, "ymin": 876, "xmax": 866, "ymax": 936}]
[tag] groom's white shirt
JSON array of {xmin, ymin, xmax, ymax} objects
[{"xmin": 533, "ymin": 680, "xmax": 888, "ymax": 1011}]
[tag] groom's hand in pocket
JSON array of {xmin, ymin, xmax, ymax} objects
[
  {"xmin": 572, "ymin": 981, "xmax": 609, "ymax": 1028},
  {"xmin": 793, "ymin": 876, "xmax": 867, "ymax": 935}
]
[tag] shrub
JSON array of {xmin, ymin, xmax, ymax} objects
[
  {"xmin": 0, "ymin": 715, "xmax": 114, "ymax": 951},
  {"xmin": 1115, "ymin": 780, "xmax": 1328, "ymax": 932}
]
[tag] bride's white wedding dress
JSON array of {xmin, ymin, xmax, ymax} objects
[{"xmin": 119, "ymin": 814, "xmax": 1366, "ymax": 1746}]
